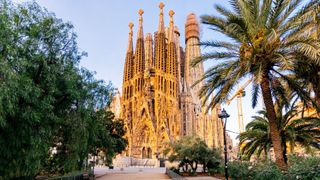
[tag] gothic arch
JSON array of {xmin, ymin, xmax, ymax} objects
[{"xmin": 142, "ymin": 147, "xmax": 146, "ymax": 159}]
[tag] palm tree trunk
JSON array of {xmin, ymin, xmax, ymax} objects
[
  {"xmin": 260, "ymin": 74, "xmax": 288, "ymax": 170},
  {"xmin": 313, "ymin": 86, "xmax": 320, "ymax": 108},
  {"xmin": 281, "ymin": 136, "xmax": 288, "ymax": 164}
]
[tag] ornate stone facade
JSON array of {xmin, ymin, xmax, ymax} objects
[{"xmin": 120, "ymin": 3, "xmax": 226, "ymax": 159}]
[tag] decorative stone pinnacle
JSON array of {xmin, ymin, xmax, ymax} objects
[
  {"xmin": 138, "ymin": 9, "xmax": 144, "ymax": 16},
  {"xmin": 159, "ymin": 2, "xmax": 165, "ymax": 9},
  {"xmin": 129, "ymin": 22, "xmax": 134, "ymax": 30},
  {"xmin": 169, "ymin": 10, "xmax": 175, "ymax": 17}
]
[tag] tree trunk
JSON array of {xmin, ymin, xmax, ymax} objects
[
  {"xmin": 189, "ymin": 161, "xmax": 198, "ymax": 173},
  {"xmin": 183, "ymin": 164, "xmax": 188, "ymax": 172},
  {"xmin": 313, "ymin": 86, "xmax": 320, "ymax": 109},
  {"xmin": 281, "ymin": 136, "xmax": 288, "ymax": 164},
  {"xmin": 260, "ymin": 74, "xmax": 288, "ymax": 170}
]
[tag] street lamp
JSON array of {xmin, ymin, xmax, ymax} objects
[{"xmin": 218, "ymin": 108, "xmax": 230, "ymax": 180}]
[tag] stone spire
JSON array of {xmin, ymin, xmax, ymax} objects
[
  {"xmin": 134, "ymin": 9, "xmax": 145, "ymax": 94},
  {"xmin": 137, "ymin": 9, "xmax": 144, "ymax": 39},
  {"xmin": 134, "ymin": 9, "xmax": 145, "ymax": 75},
  {"xmin": 168, "ymin": 10, "xmax": 175, "ymax": 43},
  {"xmin": 158, "ymin": 2, "xmax": 165, "ymax": 33},
  {"xmin": 145, "ymin": 33, "xmax": 153, "ymax": 70},
  {"xmin": 127, "ymin": 22, "xmax": 134, "ymax": 53},
  {"xmin": 122, "ymin": 22, "xmax": 135, "ymax": 100},
  {"xmin": 185, "ymin": 13, "xmax": 203, "ymax": 100},
  {"xmin": 166, "ymin": 10, "xmax": 178, "ymax": 87},
  {"xmin": 185, "ymin": 13, "xmax": 200, "ymax": 41},
  {"xmin": 123, "ymin": 22, "xmax": 134, "ymax": 82},
  {"xmin": 155, "ymin": 2, "xmax": 167, "ymax": 73}
]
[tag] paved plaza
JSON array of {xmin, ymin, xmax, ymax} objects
[{"xmin": 95, "ymin": 167, "xmax": 220, "ymax": 180}]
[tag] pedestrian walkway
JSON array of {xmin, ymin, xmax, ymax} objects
[
  {"xmin": 95, "ymin": 167, "xmax": 221, "ymax": 180},
  {"xmin": 186, "ymin": 177, "xmax": 221, "ymax": 180},
  {"xmin": 96, "ymin": 167, "xmax": 170, "ymax": 180}
]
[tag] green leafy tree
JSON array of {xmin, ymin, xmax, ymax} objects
[
  {"xmin": 87, "ymin": 110, "xmax": 128, "ymax": 166},
  {"xmin": 194, "ymin": 0, "xmax": 319, "ymax": 169},
  {"xmin": 240, "ymin": 105, "xmax": 320, "ymax": 162},
  {"xmin": 0, "ymin": 1, "xmax": 127, "ymax": 178},
  {"xmin": 164, "ymin": 135, "xmax": 221, "ymax": 174}
]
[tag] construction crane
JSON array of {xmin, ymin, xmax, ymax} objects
[{"xmin": 226, "ymin": 79, "xmax": 251, "ymax": 133}]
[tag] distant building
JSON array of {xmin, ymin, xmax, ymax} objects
[
  {"xmin": 119, "ymin": 3, "xmax": 228, "ymax": 159},
  {"xmin": 110, "ymin": 88, "xmax": 121, "ymax": 119}
]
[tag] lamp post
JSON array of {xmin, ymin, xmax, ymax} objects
[{"xmin": 218, "ymin": 108, "xmax": 230, "ymax": 180}]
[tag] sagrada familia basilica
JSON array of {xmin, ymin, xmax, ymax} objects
[{"xmin": 112, "ymin": 3, "xmax": 231, "ymax": 159}]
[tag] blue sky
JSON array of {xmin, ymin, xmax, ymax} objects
[{"xmin": 13, "ymin": 0, "xmax": 263, "ymax": 141}]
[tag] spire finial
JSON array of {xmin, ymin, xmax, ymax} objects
[
  {"xmin": 159, "ymin": 2, "xmax": 165, "ymax": 10},
  {"xmin": 138, "ymin": 9, "xmax": 144, "ymax": 17},
  {"xmin": 138, "ymin": 9, "xmax": 144, "ymax": 22},
  {"xmin": 137, "ymin": 9, "xmax": 144, "ymax": 39},
  {"xmin": 169, "ymin": 10, "xmax": 175, "ymax": 27},
  {"xmin": 126, "ymin": 22, "xmax": 134, "ymax": 52},
  {"xmin": 159, "ymin": 2, "xmax": 165, "ymax": 16},
  {"xmin": 169, "ymin": 10, "xmax": 175, "ymax": 17},
  {"xmin": 158, "ymin": 3, "xmax": 165, "ymax": 33},
  {"xmin": 129, "ymin": 22, "xmax": 134, "ymax": 34},
  {"xmin": 168, "ymin": 10, "xmax": 175, "ymax": 43}
]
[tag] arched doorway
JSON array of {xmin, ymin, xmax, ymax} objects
[
  {"xmin": 147, "ymin": 147, "xmax": 152, "ymax": 159},
  {"xmin": 142, "ymin": 147, "xmax": 146, "ymax": 159}
]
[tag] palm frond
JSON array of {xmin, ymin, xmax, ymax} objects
[
  {"xmin": 260, "ymin": 0, "xmax": 273, "ymax": 26},
  {"xmin": 198, "ymin": 40, "xmax": 239, "ymax": 51},
  {"xmin": 251, "ymin": 81, "xmax": 260, "ymax": 108},
  {"xmin": 268, "ymin": 0, "xmax": 287, "ymax": 29},
  {"xmin": 191, "ymin": 52, "xmax": 238, "ymax": 67}
]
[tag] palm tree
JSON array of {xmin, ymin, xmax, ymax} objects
[
  {"xmin": 239, "ymin": 110, "xmax": 271, "ymax": 161},
  {"xmin": 292, "ymin": 5, "xmax": 320, "ymax": 106},
  {"xmin": 194, "ymin": 0, "xmax": 319, "ymax": 170},
  {"xmin": 240, "ymin": 106, "xmax": 320, "ymax": 163}
]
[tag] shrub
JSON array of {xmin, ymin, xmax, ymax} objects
[
  {"xmin": 287, "ymin": 155, "xmax": 320, "ymax": 180},
  {"xmin": 169, "ymin": 167, "xmax": 180, "ymax": 175},
  {"xmin": 208, "ymin": 168, "xmax": 215, "ymax": 176},
  {"xmin": 207, "ymin": 159, "xmax": 221, "ymax": 172},
  {"xmin": 228, "ymin": 161, "xmax": 250, "ymax": 180},
  {"xmin": 188, "ymin": 168, "xmax": 197, "ymax": 176},
  {"xmin": 250, "ymin": 161, "xmax": 285, "ymax": 180}
]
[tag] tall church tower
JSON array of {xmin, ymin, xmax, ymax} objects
[
  {"xmin": 120, "ymin": 3, "xmax": 226, "ymax": 159},
  {"xmin": 185, "ymin": 13, "xmax": 204, "ymax": 95}
]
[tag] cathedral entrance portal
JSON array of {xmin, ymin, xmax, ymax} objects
[
  {"xmin": 142, "ymin": 147, "xmax": 152, "ymax": 159},
  {"xmin": 147, "ymin": 147, "xmax": 152, "ymax": 158}
]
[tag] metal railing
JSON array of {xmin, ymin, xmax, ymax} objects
[{"xmin": 165, "ymin": 168, "xmax": 186, "ymax": 180}]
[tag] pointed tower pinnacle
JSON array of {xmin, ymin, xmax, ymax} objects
[
  {"xmin": 123, "ymin": 22, "xmax": 134, "ymax": 85},
  {"xmin": 127, "ymin": 22, "xmax": 134, "ymax": 52},
  {"xmin": 168, "ymin": 10, "xmax": 175, "ymax": 43},
  {"xmin": 137, "ymin": 9, "xmax": 144, "ymax": 39},
  {"xmin": 158, "ymin": 2, "xmax": 165, "ymax": 33},
  {"xmin": 169, "ymin": 10, "xmax": 174, "ymax": 27},
  {"xmin": 134, "ymin": 9, "xmax": 145, "ymax": 75}
]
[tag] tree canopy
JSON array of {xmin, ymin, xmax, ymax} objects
[
  {"xmin": 240, "ymin": 104, "xmax": 320, "ymax": 162},
  {"xmin": 195, "ymin": 0, "xmax": 319, "ymax": 170},
  {"xmin": 164, "ymin": 135, "xmax": 221, "ymax": 174},
  {"xmin": 0, "ymin": 0, "xmax": 127, "ymax": 178}
]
